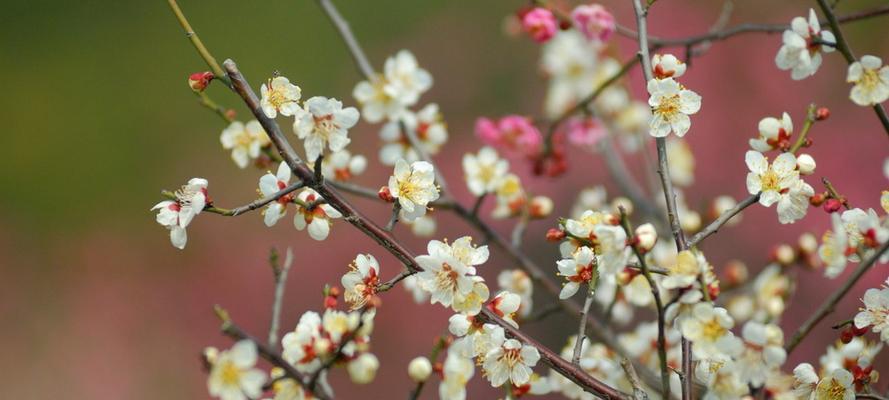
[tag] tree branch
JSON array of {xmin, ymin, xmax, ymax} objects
[{"xmin": 268, "ymin": 248, "xmax": 294, "ymax": 349}]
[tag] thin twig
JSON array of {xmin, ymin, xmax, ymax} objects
[
  {"xmin": 165, "ymin": 0, "xmax": 230, "ymax": 86},
  {"xmin": 161, "ymin": 181, "xmax": 305, "ymax": 217},
  {"xmin": 687, "ymin": 193, "xmax": 759, "ymax": 248},
  {"xmin": 784, "ymin": 241, "xmax": 889, "ymax": 354},
  {"xmin": 822, "ymin": 177, "xmax": 851, "ymax": 210},
  {"xmin": 629, "ymin": 1, "xmax": 692, "ymax": 398},
  {"xmin": 621, "ymin": 358, "xmax": 650, "ymax": 400},
  {"xmin": 315, "ymin": 0, "xmax": 375, "ymax": 79},
  {"xmin": 268, "ymin": 248, "xmax": 294, "ymax": 349},
  {"xmin": 511, "ymin": 214, "xmax": 529, "ymax": 248},
  {"xmin": 385, "ymin": 203, "xmax": 401, "ymax": 232},
  {"xmin": 572, "ymin": 289, "xmax": 595, "ymax": 365}
]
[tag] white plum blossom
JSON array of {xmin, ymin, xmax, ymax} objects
[
  {"xmin": 220, "ymin": 120, "xmax": 270, "ymax": 168},
  {"xmin": 745, "ymin": 151, "xmax": 800, "ymax": 207},
  {"xmin": 439, "ymin": 351, "xmax": 475, "ymax": 400},
  {"xmin": 482, "ymin": 337, "xmax": 540, "ymax": 387},
  {"xmin": 207, "ymin": 340, "xmax": 266, "ymax": 400},
  {"xmin": 487, "ymin": 291, "xmax": 522, "ymax": 328},
  {"xmin": 449, "ymin": 318, "xmax": 505, "ymax": 361},
  {"xmin": 680, "ymin": 302, "xmax": 741, "ymax": 361},
  {"xmin": 388, "ymin": 159, "xmax": 440, "ymax": 221},
  {"xmin": 463, "ymin": 147, "xmax": 509, "ymax": 196},
  {"xmin": 352, "ymin": 76, "xmax": 403, "ymax": 123},
  {"xmin": 379, "ymin": 103, "xmax": 448, "ymax": 165},
  {"xmin": 498, "ymin": 269, "xmax": 533, "ymax": 318},
  {"xmin": 258, "ymin": 162, "xmax": 293, "ymax": 227},
  {"xmin": 735, "ymin": 321, "xmax": 787, "ymax": 387},
  {"xmin": 750, "ymin": 112, "xmax": 793, "ymax": 152},
  {"xmin": 341, "ymin": 254, "xmax": 381, "ymax": 310},
  {"xmin": 662, "ymin": 249, "xmax": 702, "ymax": 290},
  {"xmin": 402, "ymin": 275, "xmax": 430, "ymax": 304},
  {"xmin": 793, "ymin": 365, "xmax": 855, "ymax": 400},
  {"xmin": 847, "ymin": 55, "xmax": 889, "ymax": 106},
  {"xmin": 260, "ymin": 76, "xmax": 302, "ymax": 118},
  {"xmin": 282, "ymin": 311, "xmax": 324, "ymax": 372},
  {"xmin": 415, "ymin": 250, "xmax": 474, "ymax": 308},
  {"xmin": 427, "ymin": 236, "xmax": 489, "ymax": 270},
  {"xmin": 346, "ymin": 353, "xmax": 379, "ymax": 384},
  {"xmin": 293, "ymin": 189, "xmax": 342, "ymax": 241},
  {"xmin": 292, "ymin": 96, "xmax": 359, "ymax": 162},
  {"xmin": 647, "ymin": 77, "xmax": 702, "ymax": 138},
  {"xmin": 778, "ymin": 178, "xmax": 815, "ymax": 224},
  {"xmin": 451, "ymin": 276, "xmax": 490, "ymax": 316},
  {"xmin": 152, "ymin": 177, "xmax": 208, "ymax": 249},
  {"xmin": 265, "ymin": 367, "xmax": 309, "ymax": 400},
  {"xmin": 820, "ymin": 213, "xmax": 850, "ymax": 278},
  {"xmin": 855, "ymin": 284, "xmax": 889, "ymax": 343},
  {"xmin": 320, "ymin": 149, "xmax": 367, "ymax": 181},
  {"xmin": 556, "ymin": 246, "xmax": 597, "ymax": 299},
  {"xmin": 651, "ymin": 53, "xmax": 686, "ymax": 79},
  {"xmin": 408, "ymin": 356, "xmax": 433, "ymax": 383},
  {"xmin": 383, "ymin": 50, "xmax": 432, "ymax": 106},
  {"xmin": 775, "ymin": 9, "xmax": 836, "ymax": 80}
]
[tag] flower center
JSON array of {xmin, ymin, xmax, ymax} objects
[
  {"xmin": 499, "ymin": 347, "xmax": 523, "ymax": 368},
  {"xmin": 701, "ymin": 318, "xmax": 726, "ymax": 341},
  {"xmin": 219, "ymin": 361, "xmax": 241, "ymax": 385},
  {"xmin": 655, "ymin": 94, "xmax": 682, "ymax": 120},
  {"xmin": 434, "ymin": 263, "xmax": 459, "ymax": 292},
  {"xmin": 859, "ymin": 68, "xmax": 880, "ymax": 90},
  {"xmin": 760, "ymin": 169, "xmax": 781, "ymax": 191}
]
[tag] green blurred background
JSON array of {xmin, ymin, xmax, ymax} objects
[{"xmin": 2, "ymin": 0, "xmax": 888, "ymax": 398}]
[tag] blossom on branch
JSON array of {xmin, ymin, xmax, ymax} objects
[
  {"xmin": 379, "ymin": 103, "xmax": 448, "ymax": 165},
  {"xmin": 854, "ymin": 283, "xmax": 889, "ymax": 343},
  {"xmin": 482, "ymin": 337, "xmax": 540, "ymax": 387},
  {"xmin": 570, "ymin": 4, "xmax": 615, "ymax": 43},
  {"xmin": 463, "ymin": 147, "xmax": 509, "ymax": 196},
  {"xmin": 848, "ymin": 55, "xmax": 889, "ymax": 106},
  {"xmin": 341, "ymin": 254, "xmax": 380, "ymax": 310},
  {"xmin": 220, "ymin": 120, "xmax": 270, "ymax": 168},
  {"xmin": 388, "ymin": 159, "xmax": 439, "ymax": 221},
  {"xmin": 292, "ymin": 96, "xmax": 359, "ymax": 162},
  {"xmin": 647, "ymin": 77, "xmax": 702, "ymax": 138},
  {"xmin": 260, "ymin": 76, "xmax": 302, "ymax": 118},
  {"xmin": 293, "ymin": 189, "xmax": 342, "ymax": 241},
  {"xmin": 206, "ymin": 340, "xmax": 266, "ymax": 400},
  {"xmin": 258, "ymin": 162, "xmax": 293, "ymax": 227},
  {"xmin": 750, "ymin": 112, "xmax": 793, "ymax": 152},
  {"xmin": 152, "ymin": 177, "xmax": 208, "ymax": 249},
  {"xmin": 775, "ymin": 9, "xmax": 836, "ymax": 80}
]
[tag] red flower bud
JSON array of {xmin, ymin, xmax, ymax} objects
[
  {"xmin": 823, "ymin": 198, "xmax": 843, "ymax": 213},
  {"xmin": 840, "ymin": 327, "xmax": 854, "ymax": 344},
  {"xmin": 815, "ymin": 107, "xmax": 830, "ymax": 121},
  {"xmin": 546, "ymin": 228, "xmax": 566, "ymax": 242},
  {"xmin": 324, "ymin": 296, "xmax": 337, "ymax": 309},
  {"xmin": 378, "ymin": 186, "xmax": 395, "ymax": 203},
  {"xmin": 809, "ymin": 193, "xmax": 826, "ymax": 206},
  {"xmin": 188, "ymin": 71, "xmax": 215, "ymax": 92}
]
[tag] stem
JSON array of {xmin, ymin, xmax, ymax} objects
[
  {"xmin": 687, "ymin": 193, "xmax": 759, "ymax": 247},
  {"xmin": 814, "ymin": 0, "xmax": 889, "ymax": 136},
  {"xmin": 629, "ymin": 1, "xmax": 692, "ymax": 398},
  {"xmin": 621, "ymin": 358, "xmax": 650, "ymax": 400},
  {"xmin": 315, "ymin": 0, "xmax": 376, "ymax": 80},
  {"xmin": 385, "ymin": 203, "xmax": 401, "ymax": 231},
  {"xmin": 618, "ymin": 207, "xmax": 671, "ymax": 395},
  {"xmin": 511, "ymin": 214, "xmax": 529, "ymax": 248},
  {"xmin": 196, "ymin": 91, "xmax": 234, "ymax": 123},
  {"xmin": 822, "ymin": 177, "xmax": 851, "ymax": 210},
  {"xmin": 161, "ymin": 181, "xmax": 305, "ymax": 217},
  {"xmin": 470, "ymin": 194, "xmax": 486, "ymax": 217},
  {"xmin": 572, "ymin": 289, "xmax": 595, "ymax": 365},
  {"xmin": 268, "ymin": 248, "xmax": 294, "ymax": 349},
  {"xmin": 789, "ymin": 104, "xmax": 817, "ymax": 154},
  {"xmin": 165, "ymin": 0, "xmax": 229, "ymax": 86},
  {"xmin": 784, "ymin": 240, "xmax": 889, "ymax": 353}
]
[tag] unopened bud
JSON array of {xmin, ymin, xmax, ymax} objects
[
  {"xmin": 796, "ymin": 154, "xmax": 816, "ymax": 175},
  {"xmin": 840, "ymin": 327, "xmax": 854, "ymax": 344},
  {"xmin": 810, "ymin": 193, "xmax": 827, "ymax": 206},
  {"xmin": 634, "ymin": 223, "xmax": 657, "ymax": 252},
  {"xmin": 203, "ymin": 347, "xmax": 219, "ymax": 365},
  {"xmin": 798, "ymin": 233, "xmax": 818, "ymax": 255},
  {"xmin": 314, "ymin": 338, "xmax": 333, "ymax": 357},
  {"xmin": 823, "ymin": 198, "xmax": 843, "ymax": 213},
  {"xmin": 680, "ymin": 211, "xmax": 702, "ymax": 232},
  {"xmin": 408, "ymin": 356, "xmax": 433, "ymax": 382},
  {"xmin": 851, "ymin": 324, "xmax": 870, "ymax": 336},
  {"xmin": 529, "ymin": 196, "xmax": 553, "ymax": 219},
  {"xmin": 378, "ymin": 186, "xmax": 395, "ymax": 202},
  {"xmin": 722, "ymin": 260, "xmax": 748, "ymax": 287},
  {"xmin": 546, "ymin": 228, "xmax": 566, "ymax": 242},
  {"xmin": 612, "ymin": 197, "xmax": 633, "ymax": 216},
  {"xmin": 815, "ymin": 107, "xmax": 830, "ymax": 121},
  {"xmin": 224, "ymin": 109, "xmax": 237, "ymax": 121},
  {"xmin": 772, "ymin": 244, "xmax": 796, "ymax": 265},
  {"xmin": 707, "ymin": 282, "xmax": 720, "ymax": 301},
  {"xmin": 188, "ymin": 71, "xmax": 215, "ymax": 92}
]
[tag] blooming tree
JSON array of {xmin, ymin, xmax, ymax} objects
[{"xmin": 158, "ymin": 0, "xmax": 889, "ymax": 399}]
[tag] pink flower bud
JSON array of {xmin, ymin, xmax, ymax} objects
[
  {"xmin": 521, "ymin": 7, "xmax": 558, "ymax": 43},
  {"xmin": 378, "ymin": 186, "xmax": 395, "ymax": 203},
  {"xmin": 546, "ymin": 228, "xmax": 566, "ymax": 242},
  {"xmin": 823, "ymin": 198, "xmax": 843, "ymax": 213},
  {"xmin": 476, "ymin": 115, "xmax": 543, "ymax": 158},
  {"xmin": 570, "ymin": 4, "xmax": 615, "ymax": 43},
  {"xmin": 188, "ymin": 71, "xmax": 214, "ymax": 92},
  {"xmin": 815, "ymin": 107, "xmax": 830, "ymax": 121}
]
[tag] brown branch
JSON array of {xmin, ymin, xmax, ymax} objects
[
  {"xmin": 572, "ymin": 289, "xmax": 596, "ymax": 365},
  {"xmin": 478, "ymin": 308, "xmax": 630, "ymax": 400},
  {"xmin": 161, "ymin": 181, "xmax": 305, "ymax": 217},
  {"xmin": 615, "ymin": 4, "xmax": 889, "ymax": 49},
  {"xmin": 315, "ymin": 0, "xmax": 375, "ymax": 80},
  {"xmin": 214, "ymin": 306, "xmax": 330, "ymax": 400},
  {"xmin": 628, "ymin": 1, "xmax": 692, "ymax": 399},
  {"xmin": 621, "ymin": 358, "xmax": 650, "ymax": 400},
  {"xmin": 784, "ymin": 240, "xmax": 889, "ymax": 354},
  {"xmin": 268, "ymin": 248, "xmax": 294, "ymax": 349},
  {"xmin": 687, "ymin": 193, "xmax": 759, "ymax": 248}
]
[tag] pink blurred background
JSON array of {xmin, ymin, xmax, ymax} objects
[{"xmin": 1, "ymin": 0, "xmax": 887, "ymax": 398}]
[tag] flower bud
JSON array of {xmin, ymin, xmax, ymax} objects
[
  {"xmin": 680, "ymin": 211, "xmax": 702, "ymax": 232},
  {"xmin": 840, "ymin": 327, "xmax": 854, "ymax": 344},
  {"xmin": 651, "ymin": 53, "xmax": 687, "ymax": 79},
  {"xmin": 796, "ymin": 154, "xmax": 816, "ymax": 175},
  {"xmin": 722, "ymin": 260, "xmax": 748, "ymax": 287},
  {"xmin": 347, "ymin": 353, "xmax": 379, "ymax": 384},
  {"xmin": 378, "ymin": 186, "xmax": 395, "ymax": 202},
  {"xmin": 314, "ymin": 338, "xmax": 333, "ymax": 357},
  {"xmin": 529, "ymin": 196, "xmax": 553, "ymax": 219},
  {"xmin": 611, "ymin": 197, "xmax": 633, "ymax": 216},
  {"xmin": 823, "ymin": 198, "xmax": 843, "ymax": 213},
  {"xmin": 521, "ymin": 7, "xmax": 558, "ymax": 43},
  {"xmin": 634, "ymin": 223, "xmax": 657, "ymax": 252},
  {"xmin": 203, "ymin": 346, "xmax": 219, "ymax": 365},
  {"xmin": 798, "ymin": 232, "xmax": 818, "ymax": 255},
  {"xmin": 546, "ymin": 228, "xmax": 566, "ymax": 242},
  {"xmin": 815, "ymin": 107, "xmax": 830, "ymax": 121},
  {"xmin": 707, "ymin": 282, "xmax": 721, "ymax": 301},
  {"xmin": 570, "ymin": 4, "xmax": 616, "ymax": 42},
  {"xmin": 188, "ymin": 71, "xmax": 214, "ymax": 92},
  {"xmin": 772, "ymin": 244, "xmax": 796, "ymax": 266},
  {"xmin": 408, "ymin": 356, "xmax": 433, "ymax": 382},
  {"xmin": 809, "ymin": 192, "xmax": 826, "ymax": 206}
]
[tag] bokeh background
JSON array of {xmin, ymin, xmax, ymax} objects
[{"xmin": 2, "ymin": 0, "xmax": 888, "ymax": 398}]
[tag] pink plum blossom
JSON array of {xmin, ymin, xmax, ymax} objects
[
  {"xmin": 521, "ymin": 8, "xmax": 558, "ymax": 43},
  {"xmin": 571, "ymin": 4, "xmax": 615, "ymax": 43}
]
